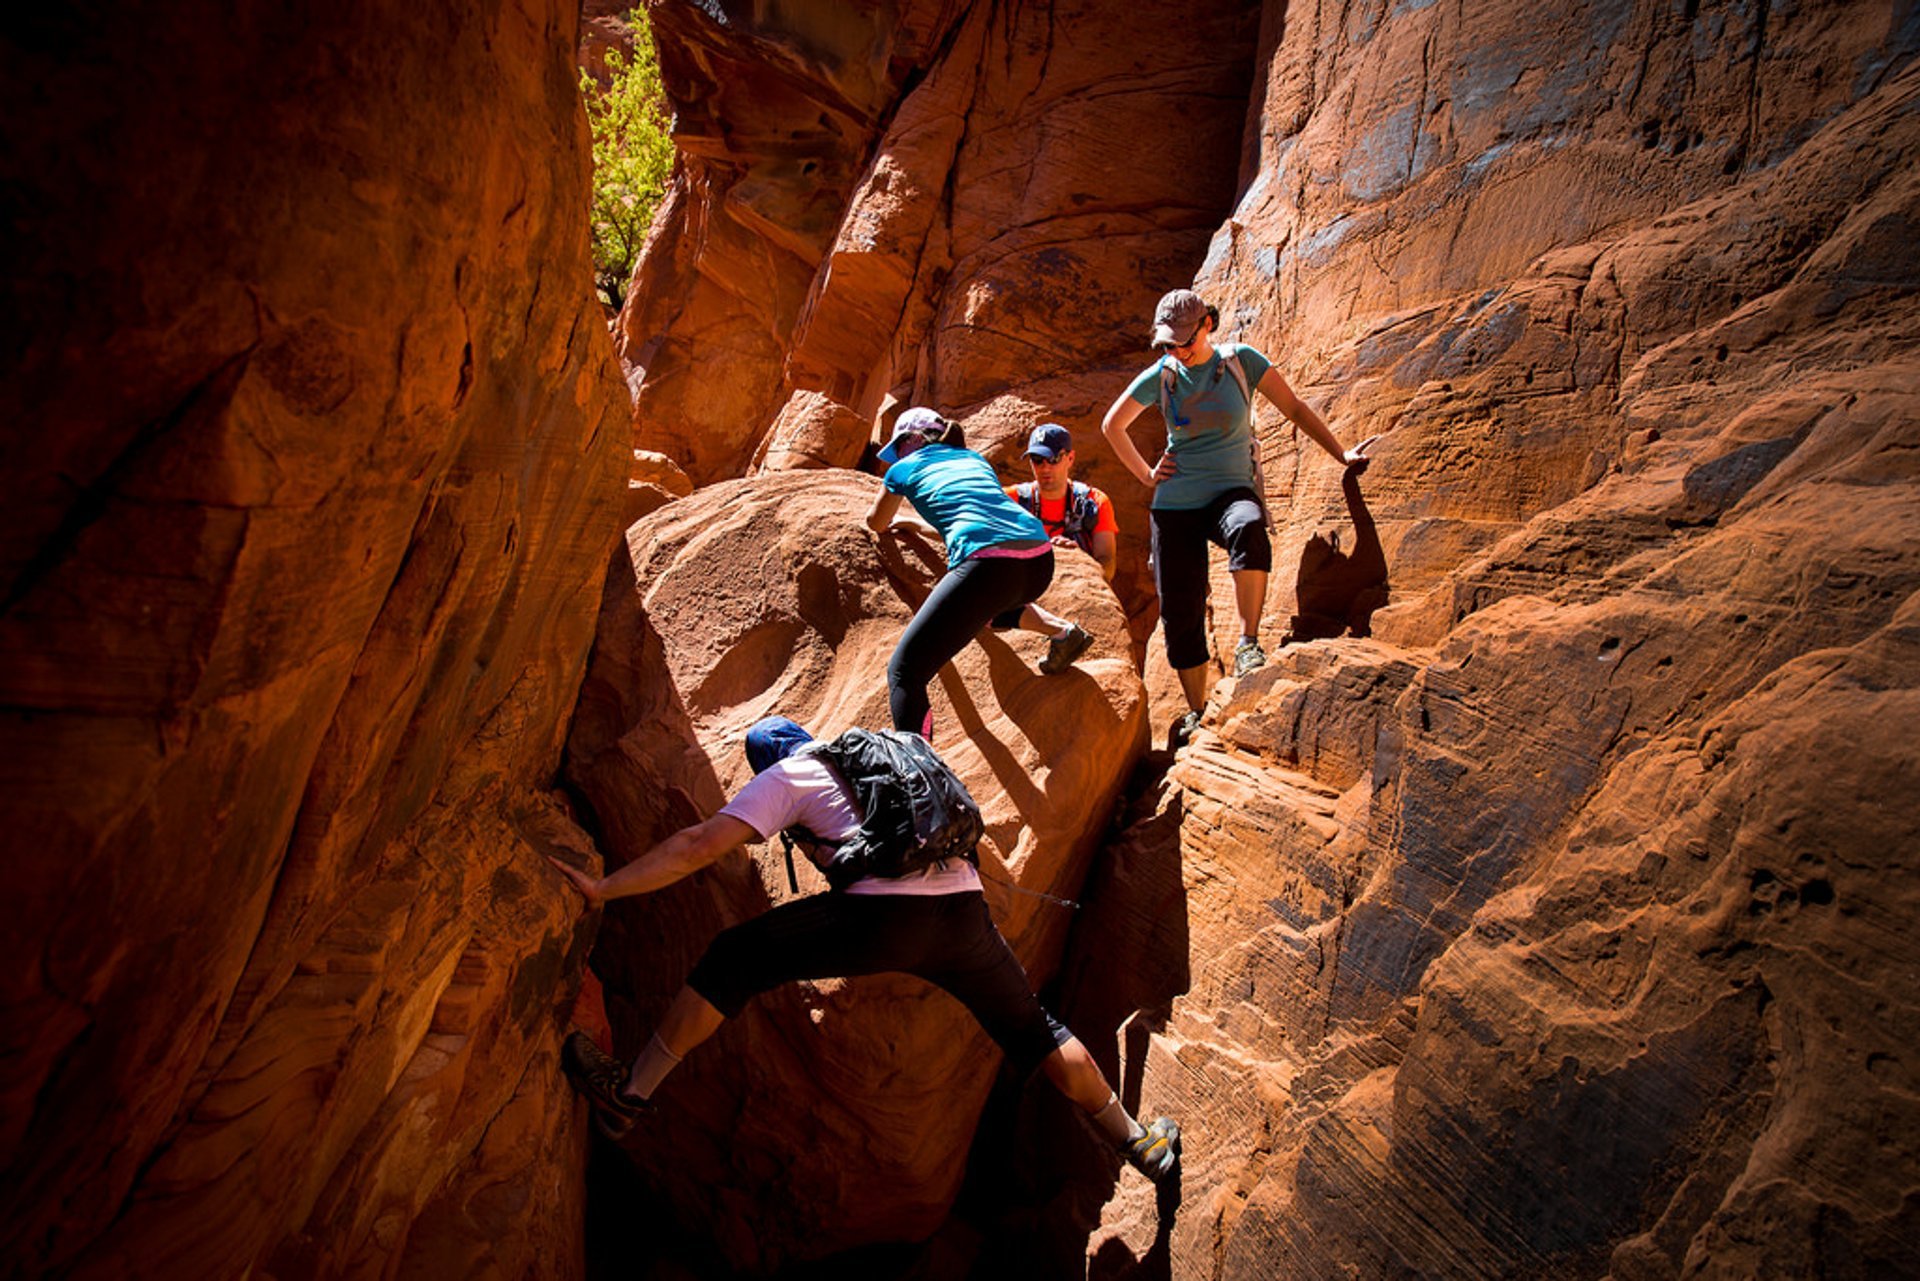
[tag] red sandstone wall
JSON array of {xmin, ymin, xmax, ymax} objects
[
  {"xmin": 4, "ymin": 0, "xmax": 1914, "ymax": 1276},
  {"xmin": 599, "ymin": 0, "xmax": 1920, "ymax": 1276},
  {"xmin": 0, "ymin": 4, "xmax": 628, "ymax": 1277}
]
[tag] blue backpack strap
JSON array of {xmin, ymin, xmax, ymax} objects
[{"xmin": 1012, "ymin": 480, "xmax": 1040, "ymax": 516}]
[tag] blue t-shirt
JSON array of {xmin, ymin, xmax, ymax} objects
[
  {"xmin": 1126, "ymin": 343, "xmax": 1274, "ymax": 511},
  {"xmin": 884, "ymin": 444, "xmax": 1047, "ymax": 565}
]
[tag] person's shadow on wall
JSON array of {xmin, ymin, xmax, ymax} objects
[{"xmin": 1280, "ymin": 469, "xmax": 1388, "ymax": 644}]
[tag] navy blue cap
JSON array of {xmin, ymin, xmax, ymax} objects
[
  {"xmin": 1025, "ymin": 423, "xmax": 1073, "ymax": 460},
  {"xmin": 744, "ymin": 716, "xmax": 813, "ymax": 774}
]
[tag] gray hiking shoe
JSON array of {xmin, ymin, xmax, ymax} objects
[
  {"xmin": 562, "ymin": 1031, "xmax": 648, "ymax": 1139},
  {"xmin": 1232, "ymin": 637, "xmax": 1267, "ymax": 678},
  {"xmin": 1124, "ymin": 1116, "xmax": 1181, "ymax": 1182},
  {"xmin": 1040, "ymin": 623, "xmax": 1093, "ymax": 674},
  {"xmin": 1171, "ymin": 709, "xmax": 1202, "ymax": 747}
]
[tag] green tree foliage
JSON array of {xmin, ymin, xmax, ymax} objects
[{"xmin": 581, "ymin": 16, "xmax": 673, "ymax": 310}]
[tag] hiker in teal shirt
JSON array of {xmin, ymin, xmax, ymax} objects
[
  {"xmin": 865, "ymin": 407, "xmax": 1094, "ymax": 736},
  {"xmin": 1101, "ymin": 289, "xmax": 1373, "ymax": 742}
]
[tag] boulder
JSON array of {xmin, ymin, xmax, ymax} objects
[{"xmin": 563, "ymin": 467, "xmax": 1147, "ymax": 1269}]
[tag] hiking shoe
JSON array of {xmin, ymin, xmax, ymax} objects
[
  {"xmin": 1124, "ymin": 1116, "xmax": 1181, "ymax": 1183},
  {"xmin": 1232, "ymin": 637, "xmax": 1267, "ymax": 679},
  {"xmin": 562, "ymin": 1031, "xmax": 647, "ymax": 1139},
  {"xmin": 1171, "ymin": 709, "xmax": 1202, "ymax": 746},
  {"xmin": 1040, "ymin": 623, "xmax": 1093, "ymax": 674}
]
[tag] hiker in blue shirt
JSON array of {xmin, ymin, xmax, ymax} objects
[
  {"xmin": 1101, "ymin": 289, "xmax": 1373, "ymax": 742},
  {"xmin": 864, "ymin": 407, "xmax": 1094, "ymax": 737},
  {"xmin": 546, "ymin": 715, "xmax": 1179, "ymax": 1183}
]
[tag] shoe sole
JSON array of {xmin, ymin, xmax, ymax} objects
[{"xmin": 1129, "ymin": 1118, "xmax": 1182, "ymax": 1181}]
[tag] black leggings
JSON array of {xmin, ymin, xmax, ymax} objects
[
  {"xmin": 888, "ymin": 549, "xmax": 1054, "ymax": 733},
  {"xmin": 1151, "ymin": 487, "xmax": 1271, "ymax": 671},
  {"xmin": 684, "ymin": 890, "xmax": 1072, "ymax": 1075}
]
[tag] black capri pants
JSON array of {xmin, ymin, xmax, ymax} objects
[
  {"xmin": 685, "ymin": 890, "xmax": 1072, "ymax": 1075},
  {"xmin": 888, "ymin": 547, "xmax": 1054, "ymax": 734},
  {"xmin": 1150, "ymin": 486, "xmax": 1271, "ymax": 671}
]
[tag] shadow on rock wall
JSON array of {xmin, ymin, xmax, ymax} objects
[
  {"xmin": 562, "ymin": 469, "xmax": 1149, "ymax": 1272},
  {"xmin": 1283, "ymin": 470, "xmax": 1391, "ymax": 645}
]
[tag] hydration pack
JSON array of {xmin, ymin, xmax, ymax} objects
[
  {"xmin": 1012, "ymin": 479, "xmax": 1102, "ymax": 549},
  {"xmin": 778, "ymin": 729, "xmax": 984, "ymax": 892}
]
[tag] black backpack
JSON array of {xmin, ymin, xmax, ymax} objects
[{"xmin": 778, "ymin": 729, "xmax": 984, "ymax": 892}]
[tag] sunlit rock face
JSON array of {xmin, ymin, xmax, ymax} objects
[
  {"xmin": 619, "ymin": 0, "xmax": 1265, "ymax": 651},
  {"xmin": 0, "ymin": 4, "xmax": 628, "ymax": 1278},
  {"xmin": 976, "ymin": 3, "xmax": 1920, "ymax": 1277},
  {"xmin": 563, "ymin": 469, "xmax": 1146, "ymax": 1270},
  {"xmin": 598, "ymin": 0, "xmax": 1918, "ymax": 1275}
]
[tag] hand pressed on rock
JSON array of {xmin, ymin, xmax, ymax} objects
[{"xmin": 544, "ymin": 853, "xmax": 604, "ymax": 906}]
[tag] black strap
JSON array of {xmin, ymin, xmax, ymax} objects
[{"xmin": 777, "ymin": 825, "xmax": 838, "ymax": 894}]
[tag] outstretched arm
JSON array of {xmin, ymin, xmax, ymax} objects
[
  {"xmin": 1257, "ymin": 367, "xmax": 1370, "ymax": 471},
  {"xmin": 546, "ymin": 814, "xmax": 759, "ymax": 907}
]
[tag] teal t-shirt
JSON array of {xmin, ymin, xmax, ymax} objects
[
  {"xmin": 884, "ymin": 444, "xmax": 1047, "ymax": 564},
  {"xmin": 1125, "ymin": 343, "xmax": 1274, "ymax": 510}
]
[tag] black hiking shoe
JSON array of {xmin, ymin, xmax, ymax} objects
[
  {"xmin": 1040, "ymin": 623, "xmax": 1093, "ymax": 674},
  {"xmin": 1232, "ymin": 637, "xmax": 1266, "ymax": 679},
  {"xmin": 1124, "ymin": 1116, "xmax": 1181, "ymax": 1183},
  {"xmin": 562, "ymin": 1031, "xmax": 648, "ymax": 1140}
]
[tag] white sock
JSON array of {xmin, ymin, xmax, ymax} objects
[
  {"xmin": 624, "ymin": 1032, "xmax": 683, "ymax": 1102},
  {"xmin": 1091, "ymin": 1093, "xmax": 1145, "ymax": 1146}
]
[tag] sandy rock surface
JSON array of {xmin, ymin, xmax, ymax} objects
[{"xmin": 563, "ymin": 468, "xmax": 1146, "ymax": 1268}]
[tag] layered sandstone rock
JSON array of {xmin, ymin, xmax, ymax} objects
[
  {"xmin": 587, "ymin": 0, "xmax": 1919, "ymax": 1275},
  {"xmin": 562, "ymin": 468, "xmax": 1146, "ymax": 1270},
  {"xmin": 616, "ymin": 1, "xmax": 971, "ymax": 488},
  {"xmin": 0, "ymin": 4, "xmax": 627, "ymax": 1278},
  {"xmin": 976, "ymin": 5, "xmax": 1920, "ymax": 1277},
  {"xmin": 620, "ymin": 0, "xmax": 1265, "ymax": 649}
]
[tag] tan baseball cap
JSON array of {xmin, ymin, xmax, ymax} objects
[{"xmin": 1151, "ymin": 289, "xmax": 1209, "ymax": 346}]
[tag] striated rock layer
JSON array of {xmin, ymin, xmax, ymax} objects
[
  {"xmin": 620, "ymin": 0, "xmax": 1265, "ymax": 648},
  {"xmin": 612, "ymin": 0, "xmax": 1920, "ymax": 1276},
  {"xmin": 1007, "ymin": 4, "xmax": 1920, "ymax": 1278},
  {"xmin": 563, "ymin": 469, "xmax": 1146, "ymax": 1271},
  {"xmin": 0, "ymin": 4, "xmax": 629, "ymax": 1278}
]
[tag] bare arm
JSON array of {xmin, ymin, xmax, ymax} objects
[
  {"xmin": 865, "ymin": 489, "xmax": 904, "ymax": 531},
  {"xmin": 1088, "ymin": 528, "xmax": 1118, "ymax": 581},
  {"xmin": 545, "ymin": 814, "xmax": 760, "ymax": 907},
  {"xmin": 1100, "ymin": 392, "xmax": 1177, "ymax": 487},
  {"xmin": 1257, "ymin": 366, "xmax": 1370, "ymax": 470}
]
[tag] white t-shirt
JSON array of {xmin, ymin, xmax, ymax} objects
[{"xmin": 719, "ymin": 755, "xmax": 983, "ymax": 897}]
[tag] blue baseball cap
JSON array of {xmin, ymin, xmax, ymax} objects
[
  {"xmin": 1025, "ymin": 423, "xmax": 1073, "ymax": 460},
  {"xmin": 744, "ymin": 716, "xmax": 813, "ymax": 773}
]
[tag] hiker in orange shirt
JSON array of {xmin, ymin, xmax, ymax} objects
[{"xmin": 1005, "ymin": 423, "xmax": 1119, "ymax": 583}]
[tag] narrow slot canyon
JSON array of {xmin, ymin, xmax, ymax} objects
[{"xmin": 3, "ymin": 2, "xmax": 1918, "ymax": 1279}]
